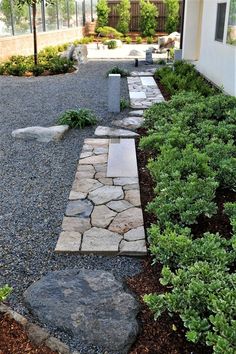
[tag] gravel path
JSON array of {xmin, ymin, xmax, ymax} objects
[{"xmin": 0, "ymin": 60, "xmax": 145, "ymax": 354}]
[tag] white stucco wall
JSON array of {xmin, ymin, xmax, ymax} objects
[{"xmin": 183, "ymin": 0, "xmax": 236, "ymax": 96}]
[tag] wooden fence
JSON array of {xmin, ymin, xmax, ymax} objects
[{"xmin": 108, "ymin": 0, "xmax": 182, "ymax": 33}]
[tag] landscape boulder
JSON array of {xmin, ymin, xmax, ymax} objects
[
  {"xmin": 24, "ymin": 269, "xmax": 140, "ymax": 354},
  {"xmin": 11, "ymin": 125, "xmax": 69, "ymax": 143}
]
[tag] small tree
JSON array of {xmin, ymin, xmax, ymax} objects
[
  {"xmin": 16, "ymin": 0, "xmax": 53, "ymax": 65},
  {"xmin": 164, "ymin": 0, "xmax": 179, "ymax": 34},
  {"xmin": 140, "ymin": 0, "xmax": 158, "ymax": 37},
  {"xmin": 116, "ymin": 0, "xmax": 131, "ymax": 35},
  {"xmin": 96, "ymin": 0, "xmax": 110, "ymax": 28}
]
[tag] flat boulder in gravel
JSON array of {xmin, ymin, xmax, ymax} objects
[
  {"xmin": 12, "ymin": 125, "xmax": 69, "ymax": 143},
  {"xmin": 24, "ymin": 269, "xmax": 139, "ymax": 354}
]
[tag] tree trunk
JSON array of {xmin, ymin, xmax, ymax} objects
[{"xmin": 32, "ymin": 2, "xmax": 38, "ymax": 65}]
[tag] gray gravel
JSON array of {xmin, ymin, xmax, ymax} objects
[{"xmin": 0, "ymin": 60, "xmax": 147, "ymax": 354}]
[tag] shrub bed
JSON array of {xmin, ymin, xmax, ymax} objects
[
  {"xmin": 154, "ymin": 61, "xmax": 219, "ymax": 97},
  {"xmin": 0, "ymin": 39, "xmax": 93, "ymax": 77},
  {"xmin": 140, "ymin": 70, "xmax": 236, "ymax": 354}
]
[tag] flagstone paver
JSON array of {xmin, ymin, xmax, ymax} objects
[
  {"xmin": 112, "ymin": 117, "xmax": 144, "ymax": 130},
  {"xmin": 128, "ymin": 76, "xmax": 164, "ymax": 109},
  {"xmin": 55, "ymin": 138, "xmax": 147, "ymax": 256}
]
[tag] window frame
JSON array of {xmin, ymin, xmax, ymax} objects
[{"xmin": 215, "ymin": 2, "xmax": 227, "ymax": 42}]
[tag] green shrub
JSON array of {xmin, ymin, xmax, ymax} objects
[
  {"xmin": 136, "ymin": 36, "xmax": 142, "ymax": 44},
  {"xmin": 154, "ymin": 61, "xmax": 218, "ymax": 97},
  {"xmin": 106, "ymin": 65, "xmax": 129, "ymax": 77},
  {"xmin": 5, "ymin": 62, "xmax": 27, "ymax": 76},
  {"xmin": 0, "ymin": 285, "xmax": 12, "ymax": 302},
  {"xmin": 157, "ymin": 59, "xmax": 166, "ymax": 65},
  {"xmin": 144, "ymin": 262, "xmax": 236, "ymax": 354},
  {"xmin": 140, "ymin": 0, "xmax": 158, "ymax": 37},
  {"xmin": 116, "ymin": 0, "xmax": 130, "ymax": 35},
  {"xmin": 147, "ymin": 36, "xmax": 153, "ymax": 44},
  {"xmin": 32, "ymin": 64, "xmax": 44, "ymax": 76},
  {"xmin": 57, "ymin": 109, "xmax": 97, "ymax": 128},
  {"xmin": 164, "ymin": 0, "xmax": 179, "ymax": 33},
  {"xmin": 125, "ymin": 36, "xmax": 132, "ymax": 44},
  {"xmin": 107, "ymin": 40, "xmax": 117, "ymax": 49},
  {"xmin": 47, "ymin": 57, "xmax": 74, "ymax": 75},
  {"xmin": 96, "ymin": 26, "xmax": 123, "ymax": 38},
  {"xmin": 120, "ymin": 97, "xmax": 129, "ymax": 110},
  {"xmin": 96, "ymin": 0, "xmax": 110, "ymax": 28}
]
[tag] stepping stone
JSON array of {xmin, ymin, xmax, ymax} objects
[
  {"xmin": 128, "ymin": 110, "xmax": 144, "ymax": 117},
  {"xmin": 113, "ymin": 177, "xmax": 139, "ymax": 186},
  {"xmin": 84, "ymin": 138, "xmax": 109, "ymax": 147},
  {"xmin": 112, "ymin": 117, "xmax": 144, "ymax": 130},
  {"xmin": 88, "ymin": 185, "xmax": 123, "ymax": 205},
  {"xmin": 81, "ymin": 228, "xmax": 122, "ymax": 254},
  {"xmin": 24, "ymin": 269, "xmax": 139, "ymax": 353},
  {"xmin": 119, "ymin": 239, "xmax": 147, "ymax": 256},
  {"xmin": 72, "ymin": 178, "xmax": 102, "ymax": 193},
  {"xmin": 69, "ymin": 191, "xmax": 87, "ymax": 200},
  {"xmin": 109, "ymin": 208, "xmax": 143, "ymax": 234},
  {"xmin": 124, "ymin": 226, "xmax": 146, "ymax": 241},
  {"xmin": 106, "ymin": 200, "xmax": 133, "ymax": 212},
  {"xmin": 130, "ymin": 92, "xmax": 146, "ymax": 99},
  {"xmin": 55, "ymin": 231, "xmax": 82, "ymax": 252},
  {"xmin": 12, "ymin": 125, "xmax": 69, "ymax": 143},
  {"xmin": 62, "ymin": 216, "xmax": 91, "ymax": 233},
  {"xmin": 94, "ymin": 126, "xmax": 138, "ymax": 138},
  {"xmin": 130, "ymin": 71, "xmax": 154, "ymax": 77},
  {"xmin": 65, "ymin": 199, "xmax": 93, "ymax": 217},
  {"xmin": 107, "ymin": 139, "xmax": 138, "ymax": 177},
  {"xmin": 78, "ymin": 154, "xmax": 107, "ymax": 165},
  {"xmin": 140, "ymin": 76, "xmax": 157, "ymax": 87},
  {"xmin": 125, "ymin": 190, "xmax": 141, "ymax": 206},
  {"xmin": 91, "ymin": 205, "xmax": 117, "ymax": 228}
]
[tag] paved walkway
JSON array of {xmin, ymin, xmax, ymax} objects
[
  {"xmin": 128, "ymin": 76, "xmax": 164, "ymax": 108},
  {"xmin": 55, "ymin": 138, "xmax": 147, "ymax": 256}
]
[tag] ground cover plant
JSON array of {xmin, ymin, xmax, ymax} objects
[
  {"xmin": 106, "ymin": 65, "xmax": 129, "ymax": 77},
  {"xmin": 139, "ymin": 76, "xmax": 236, "ymax": 353},
  {"xmin": 0, "ymin": 43, "xmax": 78, "ymax": 76},
  {"xmin": 57, "ymin": 109, "xmax": 97, "ymax": 128},
  {"xmin": 155, "ymin": 61, "xmax": 219, "ymax": 97}
]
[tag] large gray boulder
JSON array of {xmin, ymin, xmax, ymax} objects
[
  {"xmin": 24, "ymin": 269, "xmax": 140, "ymax": 354},
  {"xmin": 72, "ymin": 45, "xmax": 88, "ymax": 64},
  {"xmin": 60, "ymin": 44, "xmax": 75, "ymax": 60},
  {"xmin": 11, "ymin": 125, "xmax": 69, "ymax": 143}
]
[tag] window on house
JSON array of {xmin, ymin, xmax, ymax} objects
[{"xmin": 215, "ymin": 2, "xmax": 227, "ymax": 42}]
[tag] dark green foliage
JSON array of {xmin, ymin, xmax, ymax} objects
[
  {"xmin": 141, "ymin": 88, "xmax": 236, "ymax": 353},
  {"xmin": 140, "ymin": 0, "xmax": 158, "ymax": 37},
  {"xmin": 96, "ymin": 0, "xmax": 110, "ymax": 28},
  {"xmin": 47, "ymin": 57, "xmax": 74, "ymax": 75},
  {"xmin": 155, "ymin": 61, "xmax": 218, "ymax": 97},
  {"xmin": 57, "ymin": 109, "xmax": 97, "ymax": 129},
  {"xmin": 164, "ymin": 0, "xmax": 179, "ymax": 33},
  {"xmin": 32, "ymin": 64, "xmax": 45, "ymax": 76},
  {"xmin": 116, "ymin": 0, "xmax": 130, "ymax": 35},
  {"xmin": 106, "ymin": 40, "xmax": 117, "ymax": 49},
  {"xmin": 106, "ymin": 66, "xmax": 129, "ymax": 77},
  {"xmin": 120, "ymin": 97, "xmax": 129, "ymax": 110}
]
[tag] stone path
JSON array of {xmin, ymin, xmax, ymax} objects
[
  {"xmin": 55, "ymin": 138, "xmax": 147, "ymax": 256},
  {"xmin": 128, "ymin": 76, "xmax": 164, "ymax": 109}
]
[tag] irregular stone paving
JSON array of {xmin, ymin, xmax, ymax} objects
[
  {"xmin": 94, "ymin": 126, "xmax": 139, "ymax": 138},
  {"xmin": 55, "ymin": 138, "xmax": 147, "ymax": 256},
  {"xmin": 112, "ymin": 117, "xmax": 144, "ymax": 130},
  {"xmin": 128, "ymin": 76, "xmax": 164, "ymax": 109}
]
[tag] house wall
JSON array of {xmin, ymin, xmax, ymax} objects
[
  {"xmin": 0, "ymin": 27, "xmax": 84, "ymax": 61},
  {"xmin": 183, "ymin": 0, "xmax": 236, "ymax": 96},
  {"xmin": 182, "ymin": 0, "xmax": 203, "ymax": 60}
]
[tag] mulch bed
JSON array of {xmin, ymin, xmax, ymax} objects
[
  {"xmin": 0, "ymin": 313, "xmax": 56, "ymax": 354},
  {"xmin": 126, "ymin": 137, "xmax": 213, "ymax": 354}
]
